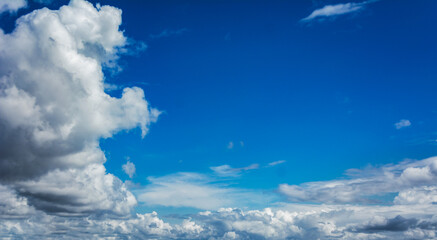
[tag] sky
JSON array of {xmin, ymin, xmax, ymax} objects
[{"xmin": 0, "ymin": 0, "xmax": 437, "ymax": 239}]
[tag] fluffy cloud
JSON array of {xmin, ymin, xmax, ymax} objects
[
  {"xmin": 301, "ymin": 1, "xmax": 374, "ymax": 22},
  {"xmin": 2, "ymin": 204, "xmax": 437, "ymax": 239},
  {"xmin": 123, "ymin": 160, "xmax": 136, "ymax": 178},
  {"xmin": 0, "ymin": 0, "xmax": 26, "ymax": 14},
  {"xmin": 0, "ymin": 0, "xmax": 158, "ymax": 215},
  {"xmin": 279, "ymin": 156, "xmax": 437, "ymax": 204}
]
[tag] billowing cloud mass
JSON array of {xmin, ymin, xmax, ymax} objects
[
  {"xmin": 301, "ymin": 1, "xmax": 375, "ymax": 22},
  {"xmin": 2, "ymin": 203, "xmax": 437, "ymax": 239},
  {"xmin": 0, "ymin": 0, "xmax": 26, "ymax": 14},
  {"xmin": 0, "ymin": 0, "xmax": 158, "ymax": 215}
]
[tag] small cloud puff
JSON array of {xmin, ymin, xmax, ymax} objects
[
  {"xmin": 395, "ymin": 119, "xmax": 411, "ymax": 129},
  {"xmin": 122, "ymin": 159, "xmax": 136, "ymax": 178}
]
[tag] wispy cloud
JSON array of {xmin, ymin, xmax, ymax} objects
[
  {"xmin": 227, "ymin": 141, "xmax": 234, "ymax": 149},
  {"xmin": 268, "ymin": 160, "xmax": 286, "ymax": 167},
  {"xmin": 227, "ymin": 140, "xmax": 244, "ymax": 149},
  {"xmin": 149, "ymin": 28, "xmax": 188, "ymax": 39},
  {"xmin": 301, "ymin": 0, "xmax": 376, "ymax": 22},
  {"xmin": 135, "ymin": 172, "xmax": 269, "ymax": 210},
  {"xmin": 279, "ymin": 156, "xmax": 437, "ymax": 204},
  {"xmin": 210, "ymin": 163, "xmax": 259, "ymax": 177},
  {"xmin": 395, "ymin": 119, "xmax": 411, "ymax": 129}
]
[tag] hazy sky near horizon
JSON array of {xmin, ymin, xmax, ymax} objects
[{"xmin": 0, "ymin": 0, "xmax": 437, "ymax": 239}]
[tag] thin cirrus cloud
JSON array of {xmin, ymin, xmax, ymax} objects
[
  {"xmin": 149, "ymin": 28, "xmax": 188, "ymax": 39},
  {"xmin": 135, "ymin": 172, "xmax": 270, "ymax": 210},
  {"xmin": 300, "ymin": 0, "xmax": 377, "ymax": 22},
  {"xmin": 268, "ymin": 160, "xmax": 286, "ymax": 166},
  {"xmin": 210, "ymin": 163, "xmax": 259, "ymax": 177}
]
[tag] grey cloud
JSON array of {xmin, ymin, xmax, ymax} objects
[
  {"xmin": 351, "ymin": 215, "xmax": 418, "ymax": 233},
  {"xmin": 2, "ymin": 204, "xmax": 437, "ymax": 239}
]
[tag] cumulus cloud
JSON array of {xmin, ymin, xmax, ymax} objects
[
  {"xmin": 395, "ymin": 119, "xmax": 411, "ymax": 129},
  {"xmin": 210, "ymin": 163, "xmax": 259, "ymax": 177},
  {"xmin": 0, "ymin": 0, "xmax": 26, "ymax": 14},
  {"xmin": 279, "ymin": 156, "xmax": 437, "ymax": 204},
  {"xmin": 301, "ymin": 0, "xmax": 376, "ymax": 22},
  {"xmin": 2, "ymin": 204, "xmax": 437, "ymax": 239},
  {"xmin": 0, "ymin": 0, "xmax": 158, "ymax": 215},
  {"xmin": 123, "ymin": 160, "xmax": 136, "ymax": 178}
]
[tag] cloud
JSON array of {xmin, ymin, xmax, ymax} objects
[
  {"xmin": 395, "ymin": 119, "xmax": 411, "ymax": 129},
  {"xmin": 0, "ymin": 0, "xmax": 26, "ymax": 14},
  {"xmin": 0, "ymin": 0, "xmax": 159, "ymax": 215},
  {"xmin": 227, "ymin": 140, "xmax": 244, "ymax": 149},
  {"xmin": 301, "ymin": 1, "xmax": 375, "ymax": 22},
  {"xmin": 149, "ymin": 28, "xmax": 188, "ymax": 39},
  {"xmin": 211, "ymin": 164, "xmax": 259, "ymax": 177},
  {"xmin": 123, "ymin": 160, "xmax": 136, "ymax": 178},
  {"xmin": 268, "ymin": 160, "xmax": 286, "ymax": 166},
  {"xmin": 2, "ymin": 204, "xmax": 437, "ymax": 239},
  {"xmin": 135, "ymin": 172, "xmax": 270, "ymax": 210},
  {"xmin": 279, "ymin": 156, "xmax": 437, "ymax": 204}
]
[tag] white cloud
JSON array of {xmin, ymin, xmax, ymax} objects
[
  {"xmin": 301, "ymin": 1, "xmax": 374, "ymax": 22},
  {"xmin": 122, "ymin": 160, "xmax": 136, "ymax": 178},
  {"xmin": 210, "ymin": 163, "xmax": 259, "ymax": 177},
  {"xmin": 268, "ymin": 160, "xmax": 286, "ymax": 166},
  {"xmin": 0, "ymin": 0, "xmax": 159, "ymax": 215},
  {"xmin": 279, "ymin": 156, "xmax": 437, "ymax": 204},
  {"xmin": 395, "ymin": 119, "xmax": 411, "ymax": 129},
  {"xmin": 0, "ymin": 0, "xmax": 26, "ymax": 14},
  {"xmin": 227, "ymin": 141, "xmax": 234, "ymax": 149},
  {"xmin": 2, "ymin": 203, "xmax": 437, "ymax": 239},
  {"xmin": 136, "ymin": 172, "xmax": 270, "ymax": 210}
]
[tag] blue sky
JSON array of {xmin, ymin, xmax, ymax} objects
[
  {"xmin": 1, "ymin": 0, "xmax": 437, "ymax": 238},
  {"xmin": 100, "ymin": 0, "xmax": 437, "ymax": 187}
]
